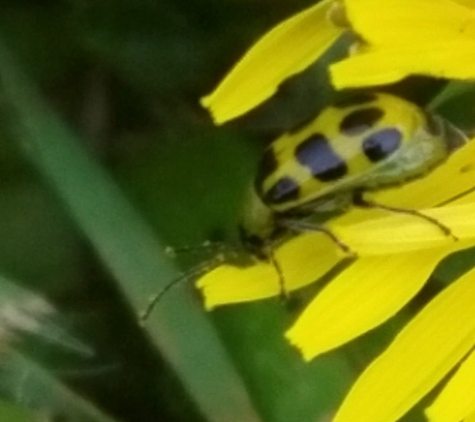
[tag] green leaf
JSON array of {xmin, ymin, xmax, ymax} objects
[
  {"xmin": 0, "ymin": 399, "xmax": 36, "ymax": 422},
  {"xmin": 0, "ymin": 36, "xmax": 259, "ymax": 422}
]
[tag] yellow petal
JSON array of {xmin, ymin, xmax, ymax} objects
[
  {"xmin": 197, "ymin": 233, "xmax": 341, "ymax": 309},
  {"xmin": 286, "ymin": 247, "xmax": 454, "ymax": 360},
  {"xmin": 465, "ymin": 411, "xmax": 475, "ymax": 422},
  {"xmin": 201, "ymin": 0, "xmax": 343, "ymax": 124},
  {"xmin": 334, "ymin": 203, "xmax": 475, "ymax": 256},
  {"xmin": 452, "ymin": 0, "xmax": 475, "ymax": 8},
  {"xmin": 426, "ymin": 349, "xmax": 475, "ymax": 422},
  {"xmin": 199, "ymin": 199, "xmax": 475, "ymax": 310},
  {"xmin": 451, "ymin": 188, "xmax": 475, "ymax": 205},
  {"xmin": 344, "ymin": 0, "xmax": 475, "ymax": 46},
  {"xmin": 331, "ymin": 41, "xmax": 475, "ymax": 89},
  {"xmin": 333, "ymin": 266, "xmax": 475, "ymax": 422}
]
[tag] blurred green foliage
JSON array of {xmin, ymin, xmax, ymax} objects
[{"xmin": 0, "ymin": 1, "xmax": 472, "ymax": 422}]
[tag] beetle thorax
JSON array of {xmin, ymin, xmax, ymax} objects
[{"xmin": 239, "ymin": 186, "xmax": 276, "ymax": 258}]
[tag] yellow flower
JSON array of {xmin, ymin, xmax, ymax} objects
[
  {"xmin": 201, "ymin": 0, "xmax": 346, "ymax": 124},
  {"xmin": 331, "ymin": 0, "xmax": 475, "ymax": 89},
  {"xmin": 200, "ymin": 1, "xmax": 475, "ymax": 421},
  {"xmin": 333, "ymin": 265, "xmax": 475, "ymax": 422},
  {"xmin": 198, "ymin": 136, "xmax": 475, "ymax": 315},
  {"xmin": 202, "ymin": 0, "xmax": 475, "ymax": 123},
  {"xmin": 197, "ymin": 138, "xmax": 475, "ymax": 422}
]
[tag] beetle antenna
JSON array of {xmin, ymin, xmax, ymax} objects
[
  {"xmin": 164, "ymin": 240, "xmax": 234, "ymax": 258},
  {"xmin": 140, "ymin": 252, "xmax": 228, "ymax": 322}
]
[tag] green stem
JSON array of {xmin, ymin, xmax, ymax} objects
[{"xmin": 0, "ymin": 37, "xmax": 260, "ymax": 422}]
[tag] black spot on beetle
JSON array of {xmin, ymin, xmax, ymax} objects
[
  {"xmin": 295, "ymin": 134, "xmax": 347, "ymax": 182},
  {"xmin": 339, "ymin": 107, "xmax": 384, "ymax": 136},
  {"xmin": 333, "ymin": 93, "xmax": 377, "ymax": 109},
  {"xmin": 362, "ymin": 128, "xmax": 402, "ymax": 162},
  {"xmin": 255, "ymin": 149, "xmax": 279, "ymax": 193},
  {"xmin": 264, "ymin": 177, "xmax": 300, "ymax": 204}
]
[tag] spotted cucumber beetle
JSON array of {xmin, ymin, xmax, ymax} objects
[
  {"xmin": 239, "ymin": 92, "xmax": 467, "ymax": 263},
  {"xmin": 141, "ymin": 92, "xmax": 467, "ymax": 319}
]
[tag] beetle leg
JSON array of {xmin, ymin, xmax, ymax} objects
[
  {"xmin": 263, "ymin": 245, "xmax": 288, "ymax": 302},
  {"xmin": 353, "ymin": 191, "xmax": 458, "ymax": 240},
  {"xmin": 278, "ymin": 218, "xmax": 356, "ymax": 256}
]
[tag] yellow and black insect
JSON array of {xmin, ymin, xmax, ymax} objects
[
  {"xmin": 142, "ymin": 92, "xmax": 468, "ymax": 319},
  {"xmin": 239, "ymin": 92, "xmax": 467, "ymax": 260}
]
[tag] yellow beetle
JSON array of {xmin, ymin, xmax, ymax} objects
[
  {"xmin": 239, "ymin": 93, "xmax": 467, "ymax": 259},
  {"xmin": 141, "ymin": 92, "xmax": 468, "ymax": 319}
]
